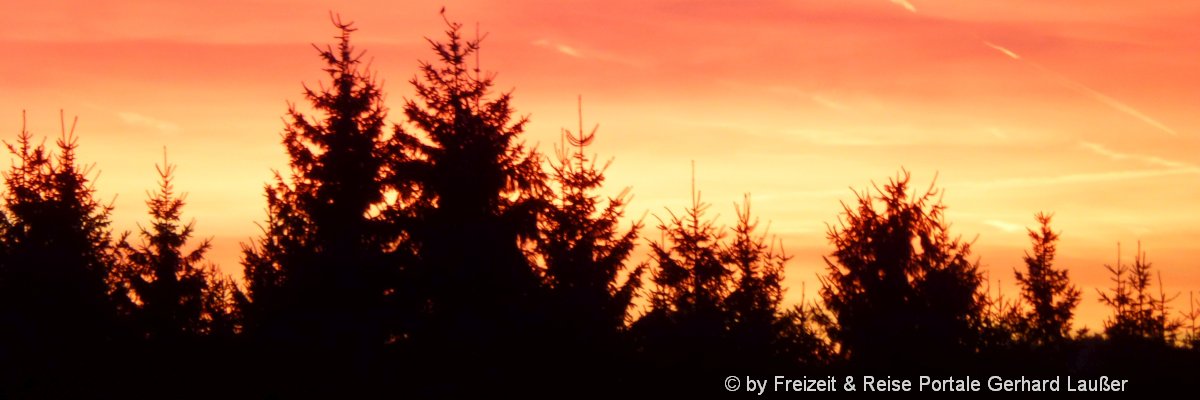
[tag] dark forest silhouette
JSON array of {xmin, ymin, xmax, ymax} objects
[{"xmin": 1, "ymin": 12, "xmax": 1198, "ymax": 397}]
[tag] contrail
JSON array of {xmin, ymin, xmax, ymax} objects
[
  {"xmin": 888, "ymin": 1, "xmax": 1179, "ymax": 136},
  {"xmin": 1079, "ymin": 141, "xmax": 1192, "ymax": 169},
  {"xmin": 967, "ymin": 167, "xmax": 1200, "ymax": 189},
  {"xmin": 889, "ymin": 0, "xmax": 917, "ymax": 13},
  {"xmin": 983, "ymin": 41, "xmax": 1020, "ymax": 60},
  {"xmin": 983, "ymin": 41, "xmax": 1178, "ymax": 136}
]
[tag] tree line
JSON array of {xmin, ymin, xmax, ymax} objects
[{"xmin": 1, "ymin": 14, "xmax": 1197, "ymax": 397}]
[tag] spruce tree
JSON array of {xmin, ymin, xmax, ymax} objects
[
  {"xmin": 633, "ymin": 182, "xmax": 809, "ymax": 388},
  {"xmin": 1014, "ymin": 212, "xmax": 1080, "ymax": 347},
  {"xmin": 239, "ymin": 17, "xmax": 402, "ymax": 393},
  {"xmin": 0, "ymin": 112, "xmax": 122, "ymax": 394},
  {"xmin": 396, "ymin": 13, "xmax": 548, "ymax": 390},
  {"xmin": 819, "ymin": 170, "xmax": 985, "ymax": 371},
  {"xmin": 722, "ymin": 195, "xmax": 791, "ymax": 368},
  {"xmin": 537, "ymin": 98, "xmax": 644, "ymax": 362},
  {"xmin": 119, "ymin": 151, "xmax": 236, "ymax": 340},
  {"xmin": 1093, "ymin": 243, "xmax": 1191, "ymax": 388},
  {"xmin": 111, "ymin": 151, "xmax": 241, "ymax": 396},
  {"xmin": 635, "ymin": 182, "xmax": 732, "ymax": 375},
  {"xmin": 1098, "ymin": 243, "xmax": 1180, "ymax": 344}
]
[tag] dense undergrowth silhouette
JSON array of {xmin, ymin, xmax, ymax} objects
[{"xmin": 0, "ymin": 12, "xmax": 1197, "ymax": 398}]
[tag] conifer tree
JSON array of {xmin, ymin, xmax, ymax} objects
[
  {"xmin": 0, "ymin": 112, "xmax": 122, "ymax": 393},
  {"xmin": 1181, "ymin": 292, "xmax": 1200, "ymax": 350},
  {"xmin": 775, "ymin": 302, "xmax": 835, "ymax": 369},
  {"xmin": 110, "ymin": 151, "xmax": 241, "ymax": 397},
  {"xmin": 819, "ymin": 170, "xmax": 985, "ymax": 371},
  {"xmin": 634, "ymin": 182, "xmax": 732, "ymax": 374},
  {"xmin": 119, "ymin": 151, "xmax": 237, "ymax": 340},
  {"xmin": 1014, "ymin": 212, "xmax": 1080, "ymax": 347},
  {"xmin": 634, "ymin": 181, "xmax": 810, "ymax": 383},
  {"xmin": 239, "ymin": 17, "xmax": 403, "ymax": 391},
  {"xmin": 537, "ymin": 97, "xmax": 644, "ymax": 356},
  {"xmin": 395, "ymin": 12, "xmax": 548, "ymax": 384},
  {"xmin": 978, "ymin": 278, "xmax": 1028, "ymax": 358},
  {"xmin": 1098, "ymin": 243, "xmax": 1180, "ymax": 344},
  {"xmin": 722, "ymin": 195, "xmax": 790, "ymax": 366}
]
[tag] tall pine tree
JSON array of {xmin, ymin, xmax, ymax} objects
[
  {"xmin": 0, "ymin": 112, "xmax": 122, "ymax": 395},
  {"xmin": 819, "ymin": 170, "xmax": 985, "ymax": 372},
  {"xmin": 536, "ymin": 97, "xmax": 644, "ymax": 384},
  {"xmin": 1098, "ymin": 243, "xmax": 1179, "ymax": 344},
  {"xmin": 119, "ymin": 151, "xmax": 237, "ymax": 340},
  {"xmin": 1014, "ymin": 212, "xmax": 1080, "ymax": 347},
  {"xmin": 114, "ymin": 150, "xmax": 240, "ymax": 397},
  {"xmin": 633, "ymin": 178, "xmax": 806, "ymax": 391},
  {"xmin": 1093, "ymin": 242, "xmax": 1191, "ymax": 387},
  {"xmin": 722, "ymin": 195, "xmax": 793, "ymax": 369},
  {"xmin": 240, "ymin": 17, "xmax": 403, "ymax": 393},
  {"xmin": 396, "ymin": 13, "xmax": 548, "ymax": 391},
  {"xmin": 634, "ymin": 181, "xmax": 732, "ymax": 379}
]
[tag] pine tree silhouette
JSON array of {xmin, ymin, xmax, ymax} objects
[
  {"xmin": 113, "ymin": 150, "xmax": 241, "ymax": 397},
  {"xmin": 239, "ymin": 16, "xmax": 403, "ymax": 395},
  {"xmin": 394, "ymin": 12, "xmax": 549, "ymax": 393},
  {"xmin": 537, "ymin": 97, "xmax": 645, "ymax": 385},
  {"xmin": 1092, "ymin": 242, "xmax": 1194, "ymax": 389},
  {"xmin": 775, "ymin": 301, "xmax": 835, "ymax": 370},
  {"xmin": 1182, "ymin": 292, "xmax": 1200, "ymax": 350},
  {"xmin": 1098, "ymin": 242, "xmax": 1180, "ymax": 344},
  {"xmin": 119, "ymin": 150, "xmax": 236, "ymax": 340},
  {"xmin": 819, "ymin": 170, "xmax": 985, "ymax": 372},
  {"xmin": 635, "ymin": 174, "xmax": 731, "ymax": 371},
  {"xmin": 977, "ymin": 277, "xmax": 1029, "ymax": 371},
  {"xmin": 1014, "ymin": 212, "xmax": 1080, "ymax": 347},
  {"xmin": 722, "ymin": 194, "xmax": 795, "ymax": 370},
  {"xmin": 631, "ymin": 177, "xmax": 732, "ymax": 393},
  {"xmin": 632, "ymin": 175, "xmax": 817, "ymax": 391},
  {"xmin": 0, "ymin": 112, "xmax": 123, "ymax": 396}
]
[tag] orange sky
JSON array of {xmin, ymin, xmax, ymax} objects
[{"xmin": 3, "ymin": 0, "xmax": 1198, "ymax": 331}]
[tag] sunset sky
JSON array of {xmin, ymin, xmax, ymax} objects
[{"xmin": 2, "ymin": 0, "xmax": 1197, "ymax": 330}]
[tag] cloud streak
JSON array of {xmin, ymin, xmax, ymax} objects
[
  {"xmin": 1079, "ymin": 141, "xmax": 1193, "ymax": 169},
  {"xmin": 1054, "ymin": 74, "xmax": 1180, "ymax": 136},
  {"xmin": 967, "ymin": 167, "xmax": 1200, "ymax": 190},
  {"xmin": 982, "ymin": 40, "xmax": 1179, "ymax": 136},
  {"xmin": 764, "ymin": 86, "xmax": 850, "ymax": 112},
  {"xmin": 532, "ymin": 38, "xmax": 646, "ymax": 67},
  {"xmin": 118, "ymin": 111, "xmax": 179, "ymax": 134},
  {"xmin": 533, "ymin": 38, "xmax": 580, "ymax": 58},
  {"xmin": 984, "ymin": 219, "xmax": 1024, "ymax": 233},
  {"xmin": 983, "ymin": 41, "xmax": 1020, "ymax": 60},
  {"xmin": 783, "ymin": 129, "xmax": 896, "ymax": 147},
  {"xmin": 889, "ymin": 0, "xmax": 917, "ymax": 13}
]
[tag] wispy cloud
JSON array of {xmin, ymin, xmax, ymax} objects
[
  {"xmin": 967, "ymin": 167, "xmax": 1200, "ymax": 190},
  {"xmin": 983, "ymin": 41, "xmax": 1020, "ymax": 60},
  {"xmin": 555, "ymin": 44, "xmax": 580, "ymax": 57},
  {"xmin": 982, "ymin": 40, "xmax": 1178, "ymax": 136},
  {"xmin": 755, "ymin": 188, "xmax": 860, "ymax": 202},
  {"xmin": 533, "ymin": 38, "xmax": 580, "ymax": 58},
  {"xmin": 1079, "ymin": 141, "xmax": 1193, "ymax": 169},
  {"xmin": 984, "ymin": 219, "xmax": 1024, "ymax": 233},
  {"xmin": 809, "ymin": 94, "xmax": 849, "ymax": 112},
  {"xmin": 1057, "ymin": 77, "xmax": 1179, "ymax": 136},
  {"xmin": 889, "ymin": 0, "xmax": 917, "ymax": 13},
  {"xmin": 783, "ymin": 129, "xmax": 894, "ymax": 147},
  {"xmin": 532, "ymin": 38, "xmax": 646, "ymax": 67},
  {"xmin": 765, "ymin": 86, "xmax": 849, "ymax": 112},
  {"xmin": 118, "ymin": 112, "xmax": 179, "ymax": 134}
]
